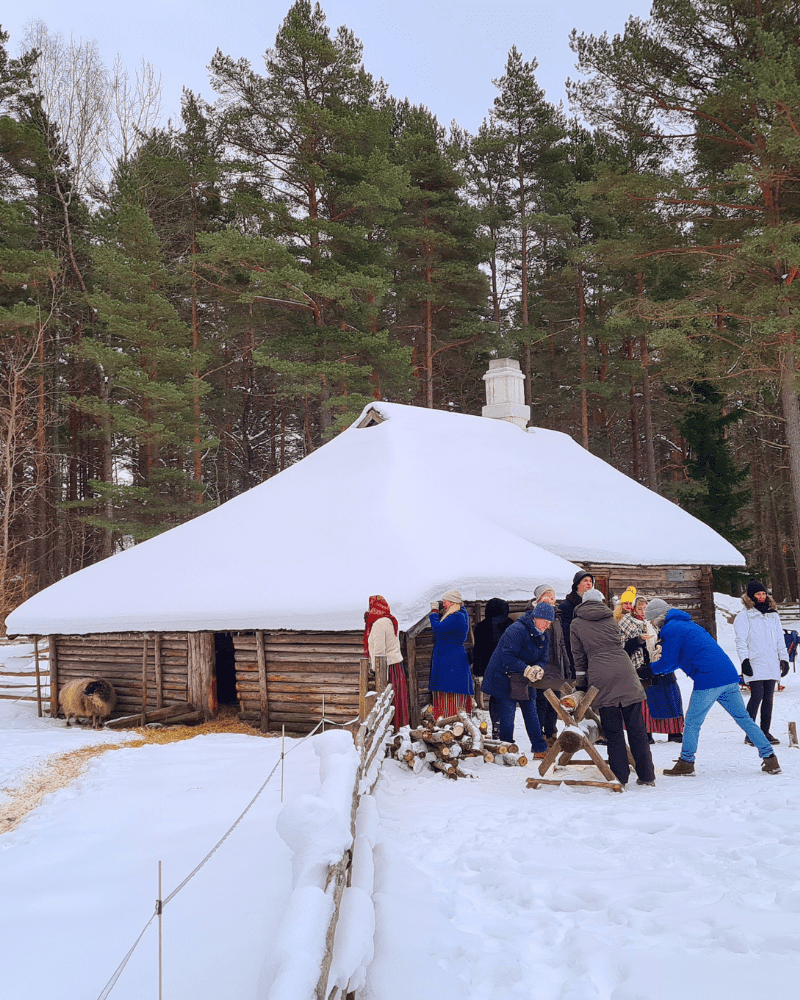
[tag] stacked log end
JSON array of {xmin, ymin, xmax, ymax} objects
[{"xmin": 386, "ymin": 708, "xmax": 527, "ymax": 779}]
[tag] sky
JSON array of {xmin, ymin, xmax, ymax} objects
[{"xmin": 2, "ymin": 0, "xmax": 653, "ymax": 133}]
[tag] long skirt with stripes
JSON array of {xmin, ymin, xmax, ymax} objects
[
  {"xmin": 641, "ymin": 698, "xmax": 684, "ymax": 735},
  {"xmin": 390, "ymin": 662, "xmax": 410, "ymax": 729},
  {"xmin": 431, "ymin": 691, "xmax": 474, "ymax": 719}
]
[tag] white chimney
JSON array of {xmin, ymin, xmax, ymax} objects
[{"xmin": 482, "ymin": 358, "xmax": 530, "ymax": 430}]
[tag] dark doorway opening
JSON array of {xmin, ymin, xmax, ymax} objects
[{"xmin": 215, "ymin": 633, "xmax": 238, "ymax": 706}]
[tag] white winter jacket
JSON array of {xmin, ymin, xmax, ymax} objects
[
  {"xmin": 734, "ymin": 603, "xmax": 785, "ymax": 681},
  {"xmin": 367, "ymin": 617, "xmax": 403, "ymax": 667}
]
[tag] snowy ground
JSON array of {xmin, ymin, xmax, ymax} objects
[
  {"xmin": 2, "ymin": 599, "xmax": 800, "ymax": 999},
  {"xmin": 363, "ymin": 602, "xmax": 800, "ymax": 1000}
]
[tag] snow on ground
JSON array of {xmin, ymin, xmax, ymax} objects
[
  {"xmin": 0, "ymin": 698, "xmax": 322, "ymax": 1000},
  {"xmin": 3, "ymin": 598, "xmax": 800, "ymax": 1000},
  {"xmin": 363, "ymin": 600, "xmax": 800, "ymax": 1000}
]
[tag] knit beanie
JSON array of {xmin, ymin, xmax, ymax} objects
[
  {"xmin": 534, "ymin": 583, "xmax": 556, "ymax": 600},
  {"xmin": 572, "ymin": 570, "xmax": 594, "ymax": 592},
  {"xmin": 581, "ymin": 588, "xmax": 606, "ymax": 603},
  {"xmin": 619, "ymin": 586, "xmax": 637, "ymax": 604},
  {"xmin": 442, "ymin": 589, "xmax": 463, "ymax": 604},
  {"xmin": 746, "ymin": 578, "xmax": 767, "ymax": 601},
  {"xmin": 532, "ymin": 601, "xmax": 556, "ymax": 621},
  {"xmin": 644, "ymin": 598, "xmax": 672, "ymax": 621}
]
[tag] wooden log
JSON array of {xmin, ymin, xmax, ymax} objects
[
  {"xmin": 583, "ymin": 741, "xmax": 620, "ymax": 784},
  {"xmin": 104, "ymin": 702, "xmax": 195, "ymax": 729},
  {"xmin": 141, "ymin": 635, "xmax": 149, "ymax": 727},
  {"xmin": 410, "ymin": 728, "xmax": 454, "ymax": 744},
  {"xmin": 789, "ymin": 721, "xmax": 799, "ymax": 748},
  {"xmin": 256, "ymin": 630, "xmax": 269, "ymax": 733},
  {"xmin": 154, "ymin": 634, "xmax": 163, "ymax": 709},
  {"xmin": 430, "ymin": 759, "xmax": 457, "ymax": 779},
  {"xmin": 559, "ymin": 720, "xmax": 601, "ymax": 755},
  {"xmin": 527, "ymin": 776, "xmax": 623, "ymax": 792}
]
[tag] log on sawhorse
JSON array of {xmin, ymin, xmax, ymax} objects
[
  {"xmin": 553, "ymin": 682, "xmax": 637, "ymax": 771},
  {"xmin": 525, "ymin": 686, "xmax": 625, "ymax": 793}
]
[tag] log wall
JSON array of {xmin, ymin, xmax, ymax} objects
[
  {"xmin": 52, "ymin": 633, "xmax": 190, "ymax": 717},
  {"xmin": 231, "ymin": 630, "xmax": 364, "ymax": 733},
  {"xmin": 584, "ymin": 563, "xmax": 716, "ymax": 637}
]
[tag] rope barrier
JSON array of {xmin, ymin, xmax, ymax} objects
[{"xmin": 95, "ymin": 716, "xmax": 326, "ymax": 999}]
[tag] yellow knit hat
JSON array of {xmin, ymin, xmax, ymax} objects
[{"xmin": 619, "ymin": 586, "xmax": 637, "ymax": 604}]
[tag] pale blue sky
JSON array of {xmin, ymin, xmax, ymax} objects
[{"xmin": 2, "ymin": 1, "xmax": 652, "ymax": 132}]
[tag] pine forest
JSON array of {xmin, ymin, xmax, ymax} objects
[{"xmin": 3, "ymin": 0, "xmax": 800, "ymax": 622}]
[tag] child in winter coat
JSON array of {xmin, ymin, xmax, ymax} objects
[
  {"xmin": 644, "ymin": 599, "xmax": 781, "ymax": 775},
  {"xmin": 734, "ymin": 578, "xmax": 789, "ymax": 745}
]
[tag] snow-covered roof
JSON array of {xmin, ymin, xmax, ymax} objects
[{"xmin": 6, "ymin": 401, "xmax": 743, "ymax": 636}]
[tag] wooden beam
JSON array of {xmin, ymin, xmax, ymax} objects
[
  {"xmin": 141, "ymin": 634, "xmax": 149, "ymax": 727},
  {"xmin": 48, "ymin": 636, "xmax": 59, "ymax": 718},
  {"xmin": 406, "ymin": 635, "xmax": 420, "ymax": 728},
  {"xmin": 34, "ymin": 635, "xmax": 42, "ymax": 718},
  {"xmin": 374, "ymin": 655, "xmax": 388, "ymax": 694},
  {"xmin": 154, "ymin": 634, "xmax": 163, "ymax": 709},
  {"xmin": 256, "ymin": 630, "xmax": 269, "ymax": 733}
]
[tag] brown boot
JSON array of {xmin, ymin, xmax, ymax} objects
[
  {"xmin": 664, "ymin": 758, "xmax": 695, "ymax": 776},
  {"xmin": 762, "ymin": 754, "xmax": 781, "ymax": 775}
]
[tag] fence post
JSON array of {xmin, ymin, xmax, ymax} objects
[
  {"xmin": 375, "ymin": 655, "xmax": 388, "ymax": 695},
  {"xmin": 141, "ymin": 634, "xmax": 149, "ymax": 727},
  {"xmin": 34, "ymin": 636, "xmax": 42, "ymax": 718},
  {"xmin": 359, "ymin": 657, "xmax": 370, "ymax": 721}
]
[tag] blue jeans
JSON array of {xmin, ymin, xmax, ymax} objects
[
  {"xmin": 681, "ymin": 683, "xmax": 774, "ymax": 762},
  {"xmin": 496, "ymin": 695, "xmax": 547, "ymax": 753}
]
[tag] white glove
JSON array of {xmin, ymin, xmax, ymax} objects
[{"xmin": 524, "ymin": 665, "xmax": 544, "ymax": 683}]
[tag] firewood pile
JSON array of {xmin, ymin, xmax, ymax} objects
[{"xmin": 386, "ymin": 707, "xmax": 529, "ymax": 779}]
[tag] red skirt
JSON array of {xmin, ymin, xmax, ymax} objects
[
  {"xmin": 431, "ymin": 691, "xmax": 473, "ymax": 718},
  {"xmin": 390, "ymin": 662, "xmax": 410, "ymax": 729},
  {"xmin": 641, "ymin": 699, "xmax": 684, "ymax": 734}
]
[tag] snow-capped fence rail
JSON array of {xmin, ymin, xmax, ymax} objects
[
  {"xmin": 0, "ymin": 637, "xmax": 49, "ymax": 716},
  {"xmin": 269, "ymin": 657, "xmax": 395, "ymax": 1000}
]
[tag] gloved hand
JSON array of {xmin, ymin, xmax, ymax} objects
[
  {"xmin": 781, "ymin": 660, "xmax": 790, "ymax": 677},
  {"xmin": 741, "ymin": 658, "xmax": 752, "ymax": 676},
  {"xmin": 623, "ymin": 635, "xmax": 646, "ymax": 657},
  {"xmin": 523, "ymin": 665, "xmax": 544, "ymax": 683}
]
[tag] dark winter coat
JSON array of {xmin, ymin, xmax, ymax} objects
[
  {"xmin": 570, "ymin": 602, "xmax": 645, "ymax": 709},
  {"xmin": 529, "ymin": 614, "xmax": 570, "ymax": 688},
  {"xmin": 558, "ymin": 592, "xmax": 583, "ymax": 673},
  {"xmin": 429, "ymin": 607, "xmax": 474, "ymax": 696},
  {"xmin": 481, "ymin": 610, "xmax": 550, "ymax": 702},
  {"xmin": 471, "ymin": 599, "xmax": 513, "ymax": 677},
  {"xmin": 652, "ymin": 608, "xmax": 739, "ymax": 690}
]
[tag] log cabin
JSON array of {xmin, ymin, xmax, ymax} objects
[{"xmin": 6, "ymin": 360, "xmax": 744, "ymax": 731}]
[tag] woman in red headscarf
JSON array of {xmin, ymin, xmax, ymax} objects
[{"xmin": 364, "ymin": 595, "xmax": 409, "ymax": 728}]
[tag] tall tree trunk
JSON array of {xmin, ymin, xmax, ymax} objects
[
  {"xmin": 627, "ymin": 337, "xmax": 642, "ymax": 480},
  {"xmin": 577, "ymin": 263, "xmax": 589, "ymax": 450},
  {"xmin": 190, "ymin": 186, "xmax": 203, "ymax": 501},
  {"xmin": 779, "ymin": 345, "xmax": 800, "ymax": 596}
]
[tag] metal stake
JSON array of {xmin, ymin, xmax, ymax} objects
[
  {"xmin": 157, "ymin": 860, "xmax": 163, "ymax": 1000},
  {"xmin": 281, "ymin": 725, "xmax": 285, "ymax": 802}
]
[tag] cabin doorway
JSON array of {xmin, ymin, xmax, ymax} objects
[{"xmin": 214, "ymin": 633, "xmax": 238, "ymax": 707}]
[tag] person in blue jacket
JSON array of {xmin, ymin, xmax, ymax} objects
[
  {"xmin": 428, "ymin": 589, "xmax": 474, "ymax": 718},
  {"xmin": 481, "ymin": 602, "xmax": 554, "ymax": 755},
  {"xmin": 643, "ymin": 599, "xmax": 781, "ymax": 776}
]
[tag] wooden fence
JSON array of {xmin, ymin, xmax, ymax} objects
[
  {"xmin": 314, "ymin": 656, "xmax": 394, "ymax": 1000},
  {"xmin": 0, "ymin": 637, "xmax": 50, "ymax": 716}
]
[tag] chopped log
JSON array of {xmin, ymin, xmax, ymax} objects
[
  {"xmin": 410, "ymin": 728, "xmax": 454, "ymax": 744},
  {"xmin": 559, "ymin": 720, "xmax": 601, "ymax": 755},
  {"xmin": 430, "ymin": 759, "xmax": 457, "ymax": 779},
  {"xmin": 482, "ymin": 751, "xmax": 495, "ymax": 764},
  {"xmin": 503, "ymin": 752, "xmax": 528, "ymax": 767},
  {"xmin": 485, "ymin": 741, "xmax": 509, "ymax": 755},
  {"xmin": 457, "ymin": 709, "xmax": 484, "ymax": 752},
  {"xmin": 447, "ymin": 743, "xmax": 462, "ymax": 759},
  {"xmin": 790, "ymin": 721, "xmax": 799, "ymax": 748}
]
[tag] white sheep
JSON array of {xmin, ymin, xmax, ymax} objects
[{"xmin": 59, "ymin": 677, "xmax": 117, "ymax": 729}]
